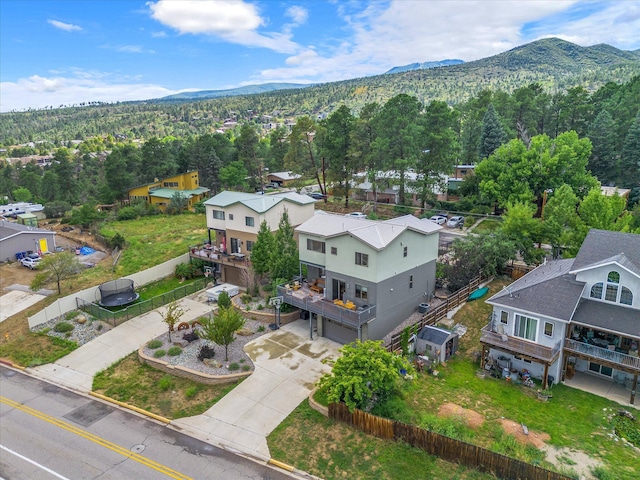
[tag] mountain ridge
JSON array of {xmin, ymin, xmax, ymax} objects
[{"xmin": 385, "ymin": 59, "xmax": 465, "ymax": 74}]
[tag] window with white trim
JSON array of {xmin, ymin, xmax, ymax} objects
[
  {"xmin": 514, "ymin": 314, "xmax": 537, "ymax": 341},
  {"xmin": 590, "ymin": 282, "xmax": 603, "ymax": 299},
  {"xmin": 544, "ymin": 321, "xmax": 554, "ymax": 337},
  {"xmin": 403, "ymin": 246, "xmax": 408, "ymax": 257},
  {"xmin": 500, "ymin": 311, "xmax": 508, "ymax": 324},
  {"xmin": 620, "ymin": 287, "xmax": 633, "ymax": 305},
  {"xmin": 229, "ymin": 214, "xmax": 234, "ymax": 220},
  {"xmin": 306, "ymin": 239, "xmax": 326, "ymax": 253},
  {"xmin": 331, "ymin": 247, "xmax": 337, "ymax": 255},
  {"xmin": 355, "ymin": 252, "xmax": 368, "ymax": 267},
  {"xmin": 212, "ymin": 209, "xmax": 224, "ymax": 220},
  {"xmin": 245, "ymin": 216, "xmax": 255, "ymax": 227}
]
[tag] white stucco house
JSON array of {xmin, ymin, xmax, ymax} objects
[{"xmin": 481, "ymin": 229, "xmax": 640, "ymax": 404}]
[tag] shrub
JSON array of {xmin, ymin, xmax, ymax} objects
[
  {"xmin": 147, "ymin": 339, "xmax": 163, "ymax": 349},
  {"xmin": 217, "ymin": 291, "xmax": 231, "ymax": 309},
  {"xmin": 228, "ymin": 362, "xmax": 240, "ymax": 371},
  {"xmin": 175, "ymin": 262, "xmax": 198, "ymax": 279},
  {"xmin": 256, "ymin": 304, "xmax": 263, "ymax": 310},
  {"xmin": 182, "ymin": 331, "xmax": 199, "ymax": 342},
  {"xmin": 197, "ymin": 344, "xmax": 215, "ymax": 361},
  {"xmin": 157, "ymin": 375, "xmax": 174, "ymax": 391},
  {"xmin": 241, "ymin": 293, "xmax": 252, "ymax": 304},
  {"xmin": 153, "ymin": 349, "xmax": 166, "ymax": 358},
  {"xmin": 95, "ymin": 323, "xmax": 103, "ymax": 331},
  {"xmin": 262, "ymin": 283, "xmax": 274, "ymax": 293},
  {"xmin": 167, "ymin": 346, "xmax": 182, "ymax": 356},
  {"xmin": 54, "ymin": 321, "xmax": 74, "ymax": 333},
  {"xmin": 242, "ymin": 365, "xmax": 251, "ymax": 372},
  {"xmin": 257, "ymin": 325, "xmax": 265, "ymax": 332},
  {"xmin": 185, "ymin": 386, "xmax": 199, "ymax": 399},
  {"xmin": 116, "ymin": 206, "xmax": 139, "ymax": 221},
  {"xmin": 393, "ymin": 204, "xmax": 413, "ymax": 215},
  {"xmin": 64, "ymin": 311, "xmax": 77, "ymax": 321}
]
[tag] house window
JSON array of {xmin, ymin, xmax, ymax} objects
[
  {"xmin": 403, "ymin": 246, "xmax": 408, "ymax": 257},
  {"xmin": 500, "ymin": 311, "xmax": 508, "ymax": 324},
  {"xmin": 229, "ymin": 214, "xmax": 234, "ymax": 220},
  {"xmin": 355, "ymin": 252, "xmax": 368, "ymax": 267},
  {"xmin": 544, "ymin": 321, "xmax": 554, "ymax": 337},
  {"xmin": 605, "ymin": 284, "xmax": 618, "ymax": 302},
  {"xmin": 212, "ymin": 209, "xmax": 224, "ymax": 220},
  {"xmin": 620, "ymin": 287, "xmax": 633, "ymax": 305},
  {"xmin": 409, "ymin": 275, "xmax": 413, "ymax": 288},
  {"xmin": 590, "ymin": 282, "xmax": 603, "ymax": 299},
  {"xmin": 331, "ymin": 247, "xmax": 337, "ymax": 255},
  {"xmin": 306, "ymin": 239, "xmax": 326, "ymax": 253},
  {"xmin": 246, "ymin": 241, "xmax": 254, "ymax": 252},
  {"xmin": 245, "ymin": 216, "xmax": 255, "ymax": 227},
  {"xmin": 355, "ymin": 284, "xmax": 368, "ymax": 300},
  {"xmin": 607, "ymin": 271, "xmax": 620, "ymax": 283},
  {"xmin": 514, "ymin": 314, "xmax": 537, "ymax": 341}
]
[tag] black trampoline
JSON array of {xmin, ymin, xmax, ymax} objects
[{"xmin": 97, "ymin": 279, "xmax": 140, "ymax": 307}]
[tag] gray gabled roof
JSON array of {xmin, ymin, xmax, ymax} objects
[
  {"xmin": 487, "ymin": 259, "xmax": 584, "ymax": 321},
  {"xmin": 417, "ymin": 325, "xmax": 457, "ymax": 345},
  {"xmin": 571, "ymin": 229, "xmax": 640, "ymax": 274},
  {"xmin": 572, "ymin": 299, "xmax": 640, "ymax": 338},
  {"xmin": 0, "ymin": 220, "xmax": 56, "ymax": 241}
]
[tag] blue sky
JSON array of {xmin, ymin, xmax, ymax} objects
[{"xmin": 1, "ymin": 0, "xmax": 639, "ymax": 112}]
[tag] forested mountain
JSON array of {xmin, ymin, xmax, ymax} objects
[
  {"xmin": 1, "ymin": 38, "xmax": 639, "ymax": 144},
  {"xmin": 158, "ymin": 83, "xmax": 310, "ymax": 102},
  {"xmin": 385, "ymin": 59, "xmax": 465, "ymax": 74}
]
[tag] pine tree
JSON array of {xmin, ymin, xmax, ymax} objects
[
  {"xmin": 251, "ymin": 220, "xmax": 274, "ymax": 277},
  {"xmin": 618, "ymin": 111, "xmax": 640, "ymax": 188},
  {"xmin": 478, "ymin": 104, "xmax": 506, "ymax": 159},
  {"xmin": 588, "ymin": 109, "xmax": 617, "ymax": 184},
  {"xmin": 271, "ymin": 209, "xmax": 299, "ymax": 280}
]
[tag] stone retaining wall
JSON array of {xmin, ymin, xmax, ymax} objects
[
  {"xmin": 231, "ymin": 296, "xmax": 300, "ymax": 325},
  {"xmin": 137, "ymin": 346, "xmax": 251, "ymax": 385}
]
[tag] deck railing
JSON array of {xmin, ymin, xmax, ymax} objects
[
  {"xmin": 276, "ymin": 285, "xmax": 376, "ymax": 329},
  {"xmin": 564, "ymin": 338, "xmax": 640, "ymax": 373},
  {"xmin": 479, "ymin": 324, "xmax": 562, "ymax": 363},
  {"xmin": 188, "ymin": 244, "xmax": 249, "ymax": 268}
]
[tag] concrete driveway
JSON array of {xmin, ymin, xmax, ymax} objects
[
  {"xmin": 0, "ymin": 287, "xmax": 47, "ymax": 323},
  {"xmin": 171, "ymin": 321, "xmax": 340, "ymax": 462}
]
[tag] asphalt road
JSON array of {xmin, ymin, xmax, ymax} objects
[{"xmin": 0, "ymin": 366, "xmax": 292, "ymax": 480}]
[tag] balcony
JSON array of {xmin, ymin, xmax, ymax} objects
[
  {"xmin": 480, "ymin": 324, "xmax": 562, "ymax": 364},
  {"xmin": 276, "ymin": 284, "xmax": 376, "ymax": 330},
  {"xmin": 564, "ymin": 338, "xmax": 640, "ymax": 374},
  {"xmin": 188, "ymin": 244, "xmax": 249, "ymax": 269}
]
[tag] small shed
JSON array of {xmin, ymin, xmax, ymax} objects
[
  {"xmin": 415, "ymin": 326, "xmax": 458, "ymax": 363},
  {"xmin": 17, "ymin": 213, "xmax": 38, "ymax": 227}
]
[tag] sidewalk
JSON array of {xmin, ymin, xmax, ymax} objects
[{"xmin": 29, "ymin": 294, "xmax": 341, "ymax": 462}]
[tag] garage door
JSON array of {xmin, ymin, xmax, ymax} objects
[
  {"xmin": 223, "ymin": 266, "xmax": 243, "ymax": 286},
  {"xmin": 323, "ymin": 318, "xmax": 358, "ymax": 344}
]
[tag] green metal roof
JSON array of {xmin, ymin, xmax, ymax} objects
[{"xmin": 149, "ymin": 187, "xmax": 210, "ymax": 199}]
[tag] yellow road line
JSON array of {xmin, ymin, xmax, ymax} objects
[{"xmin": 0, "ymin": 396, "xmax": 192, "ymax": 480}]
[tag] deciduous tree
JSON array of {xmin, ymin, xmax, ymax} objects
[
  {"xmin": 160, "ymin": 301, "xmax": 185, "ymax": 342},
  {"xmin": 30, "ymin": 252, "xmax": 80, "ymax": 295},
  {"xmin": 200, "ymin": 306, "xmax": 245, "ymax": 361}
]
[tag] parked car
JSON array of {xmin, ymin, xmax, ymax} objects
[
  {"xmin": 345, "ymin": 212, "xmax": 367, "ymax": 219},
  {"xmin": 21, "ymin": 256, "xmax": 42, "ymax": 269},
  {"xmin": 429, "ymin": 215, "xmax": 447, "ymax": 225},
  {"xmin": 447, "ymin": 216, "xmax": 465, "ymax": 228},
  {"xmin": 308, "ymin": 192, "xmax": 327, "ymax": 200}
]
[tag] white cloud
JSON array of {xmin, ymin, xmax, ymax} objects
[
  {"xmin": 0, "ymin": 73, "xmax": 180, "ymax": 112},
  {"xmin": 148, "ymin": 0, "xmax": 301, "ymax": 53},
  {"xmin": 47, "ymin": 19, "xmax": 82, "ymax": 32},
  {"xmin": 285, "ymin": 6, "xmax": 308, "ymax": 25},
  {"xmin": 116, "ymin": 45, "xmax": 156, "ymax": 54},
  {"xmin": 151, "ymin": 31, "xmax": 168, "ymax": 38}
]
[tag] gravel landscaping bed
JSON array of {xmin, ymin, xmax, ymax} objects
[{"xmin": 32, "ymin": 314, "xmax": 270, "ymax": 376}]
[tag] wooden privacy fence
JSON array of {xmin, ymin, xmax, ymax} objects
[
  {"xmin": 386, "ymin": 274, "xmax": 489, "ymax": 352},
  {"xmin": 76, "ymin": 277, "xmax": 210, "ymax": 327},
  {"xmin": 329, "ymin": 403, "xmax": 572, "ymax": 480},
  {"xmin": 503, "ymin": 263, "xmax": 536, "ymax": 280}
]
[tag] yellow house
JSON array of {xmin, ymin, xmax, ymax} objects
[{"xmin": 128, "ymin": 171, "xmax": 210, "ymax": 212}]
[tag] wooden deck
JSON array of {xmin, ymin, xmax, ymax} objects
[{"xmin": 479, "ymin": 324, "xmax": 562, "ymax": 364}]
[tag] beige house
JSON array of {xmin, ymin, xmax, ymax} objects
[{"xmin": 200, "ymin": 191, "xmax": 315, "ymax": 284}]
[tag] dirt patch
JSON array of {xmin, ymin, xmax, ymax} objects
[
  {"xmin": 541, "ymin": 445, "xmax": 602, "ymax": 480},
  {"xmin": 0, "ymin": 262, "xmax": 38, "ymax": 291},
  {"xmin": 438, "ymin": 403, "xmax": 485, "ymax": 428},
  {"xmin": 499, "ymin": 418, "xmax": 550, "ymax": 449}
]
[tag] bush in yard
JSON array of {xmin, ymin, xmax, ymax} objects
[
  {"xmin": 199, "ymin": 306, "xmax": 245, "ymax": 361},
  {"xmin": 153, "ymin": 349, "xmax": 166, "ymax": 358},
  {"xmin": 175, "ymin": 262, "xmax": 198, "ymax": 280},
  {"xmin": 147, "ymin": 339, "xmax": 163, "ymax": 349},
  {"xmin": 217, "ymin": 291, "xmax": 231, "ymax": 309},
  {"xmin": 157, "ymin": 375, "xmax": 174, "ymax": 391},
  {"xmin": 197, "ymin": 344, "xmax": 215, "ymax": 361},
  {"xmin": 228, "ymin": 362, "xmax": 240, "ymax": 371},
  {"xmin": 182, "ymin": 331, "xmax": 199, "ymax": 342},
  {"xmin": 167, "ymin": 346, "xmax": 182, "ymax": 356},
  {"xmin": 317, "ymin": 340, "xmax": 414, "ymax": 412},
  {"xmin": 54, "ymin": 321, "xmax": 74, "ymax": 333}
]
